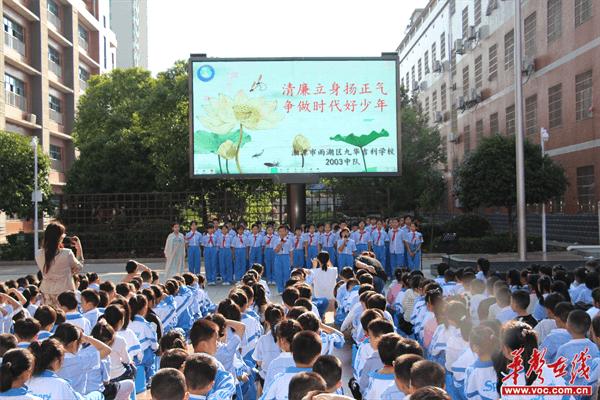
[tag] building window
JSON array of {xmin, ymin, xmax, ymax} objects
[
  {"xmin": 417, "ymin": 58, "xmax": 422, "ymax": 81},
  {"xmin": 525, "ymin": 95, "xmax": 538, "ymax": 136},
  {"xmin": 575, "ymin": 70, "xmax": 593, "ymax": 121},
  {"xmin": 475, "ymin": 55, "xmax": 483, "ymax": 89},
  {"xmin": 48, "ymin": 45, "xmax": 60, "ymax": 65},
  {"xmin": 464, "ymin": 125, "xmax": 471, "ymax": 154},
  {"xmin": 450, "ymin": 0, "xmax": 456, "ymax": 15},
  {"xmin": 432, "ymin": 90, "xmax": 438, "ymax": 113},
  {"xmin": 547, "ymin": 0, "xmax": 562, "ymax": 43},
  {"xmin": 411, "ymin": 66, "xmax": 415, "ymax": 87},
  {"xmin": 405, "ymin": 73, "xmax": 409, "ymax": 88},
  {"xmin": 451, "ymin": 50, "xmax": 456, "ymax": 77},
  {"xmin": 424, "ymin": 51, "xmax": 430, "ymax": 75},
  {"xmin": 78, "ymin": 24, "xmax": 89, "ymax": 50},
  {"xmin": 49, "ymin": 144, "xmax": 62, "ymax": 161},
  {"xmin": 424, "ymin": 97, "xmax": 430, "ymax": 121},
  {"xmin": 505, "ymin": 104, "xmax": 515, "ymax": 135},
  {"xmin": 462, "ymin": 6, "xmax": 469, "ymax": 39},
  {"xmin": 441, "ymin": 83, "xmax": 447, "ymax": 111},
  {"xmin": 462, "ymin": 65, "xmax": 470, "ymax": 97},
  {"xmin": 440, "ymin": 32, "xmax": 446, "ymax": 60},
  {"xmin": 49, "ymin": 94, "xmax": 62, "ymax": 112},
  {"xmin": 490, "ymin": 112, "xmax": 500, "ymax": 135},
  {"xmin": 487, "ymin": 0, "xmax": 498, "ymax": 16},
  {"xmin": 4, "ymin": 73, "xmax": 27, "ymax": 110},
  {"xmin": 548, "ymin": 83, "xmax": 562, "ymax": 128},
  {"xmin": 3, "ymin": 16, "xmax": 26, "ymax": 56},
  {"xmin": 575, "ymin": 0, "xmax": 592, "ymax": 26},
  {"xmin": 474, "ymin": 0, "xmax": 482, "ymax": 26},
  {"xmin": 488, "ymin": 44, "xmax": 498, "ymax": 81},
  {"xmin": 524, "ymin": 12, "xmax": 536, "ymax": 58},
  {"xmin": 431, "ymin": 43, "xmax": 437, "ymax": 66},
  {"xmin": 47, "ymin": 0, "xmax": 59, "ymax": 16},
  {"xmin": 476, "ymin": 119, "xmax": 484, "ymax": 142},
  {"xmin": 504, "ymin": 29, "xmax": 514, "ymax": 70},
  {"xmin": 577, "ymin": 166, "xmax": 595, "ymax": 213},
  {"xmin": 103, "ymin": 36, "xmax": 107, "ymax": 69}
]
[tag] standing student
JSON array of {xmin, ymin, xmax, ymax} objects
[
  {"xmin": 320, "ymin": 224, "xmax": 337, "ymax": 268},
  {"xmin": 272, "ymin": 225, "xmax": 294, "ymax": 294},
  {"xmin": 370, "ymin": 220, "xmax": 388, "ymax": 268},
  {"xmin": 304, "ymin": 225, "xmax": 320, "ymax": 268},
  {"xmin": 336, "ymin": 228, "xmax": 357, "ymax": 269},
  {"xmin": 185, "ymin": 221, "xmax": 201, "ymax": 274},
  {"xmin": 231, "ymin": 225, "xmax": 249, "ymax": 282},
  {"xmin": 249, "ymin": 224, "xmax": 264, "ymax": 266},
  {"xmin": 263, "ymin": 226, "xmax": 276, "ymax": 284},
  {"xmin": 164, "ymin": 223, "xmax": 185, "ymax": 278},
  {"xmin": 405, "ymin": 223, "xmax": 423, "ymax": 271},
  {"xmin": 352, "ymin": 221, "xmax": 371, "ymax": 255},
  {"xmin": 129, "ymin": 295, "xmax": 158, "ymax": 383},
  {"xmin": 387, "ymin": 218, "xmax": 405, "ymax": 276},
  {"xmin": 218, "ymin": 225, "xmax": 233, "ymax": 285},
  {"xmin": 292, "ymin": 228, "xmax": 306, "ymax": 269},
  {"xmin": 202, "ymin": 223, "xmax": 218, "ymax": 285}
]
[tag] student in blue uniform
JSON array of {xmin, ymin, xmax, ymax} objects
[
  {"xmin": 185, "ymin": 221, "xmax": 201, "ymax": 274},
  {"xmin": 463, "ymin": 325, "xmax": 499, "ymax": 400},
  {"xmin": 405, "ymin": 222, "xmax": 423, "ymax": 271},
  {"xmin": 217, "ymin": 225, "xmax": 233, "ymax": 285},
  {"xmin": 33, "ymin": 305, "xmax": 56, "ymax": 341},
  {"xmin": 129, "ymin": 294, "xmax": 158, "ymax": 384},
  {"xmin": 0, "ymin": 348, "xmax": 39, "ymax": 399},
  {"xmin": 263, "ymin": 226, "xmax": 276, "ymax": 285},
  {"xmin": 201, "ymin": 224, "xmax": 218, "ymax": 285},
  {"xmin": 370, "ymin": 220, "xmax": 388, "ymax": 267},
  {"xmin": 539, "ymin": 301, "xmax": 573, "ymax": 362},
  {"xmin": 387, "ymin": 217, "xmax": 405, "ymax": 276},
  {"xmin": 58, "ymin": 291, "xmax": 91, "ymax": 335},
  {"xmin": 292, "ymin": 227, "xmax": 305, "ymax": 269},
  {"xmin": 248, "ymin": 224, "xmax": 264, "ymax": 266},
  {"xmin": 351, "ymin": 221, "xmax": 371, "ymax": 255},
  {"xmin": 320, "ymin": 223, "xmax": 337, "ymax": 268},
  {"xmin": 304, "ymin": 224, "xmax": 320, "ymax": 268},
  {"xmin": 336, "ymin": 228, "xmax": 356, "ymax": 268},
  {"xmin": 272, "ymin": 225, "xmax": 294, "ymax": 294},
  {"xmin": 231, "ymin": 225, "xmax": 249, "ymax": 282},
  {"xmin": 401, "ymin": 216, "xmax": 412, "ymax": 267}
]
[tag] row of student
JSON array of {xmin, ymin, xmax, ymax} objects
[{"xmin": 178, "ymin": 216, "xmax": 423, "ymax": 285}]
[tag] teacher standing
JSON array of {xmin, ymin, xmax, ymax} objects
[
  {"xmin": 164, "ymin": 222, "xmax": 185, "ymax": 278},
  {"xmin": 35, "ymin": 222, "xmax": 84, "ymax": 308}
]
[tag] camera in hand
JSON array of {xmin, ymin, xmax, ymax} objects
[{"xmin": 62, "ymin": 236, "xmax": 76, "ymax": 250}]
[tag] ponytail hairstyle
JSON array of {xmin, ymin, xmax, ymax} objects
[
  {"xmin": 469, "ymin": 325, "xmax": 498, "ymax": 358},
  {"xmin": 500, "ymin": 321, "xmax": 538, "ymax": 387},
  {"xmin": 101, "ymin": 305, "xmax": 126, "ymax": 331},
  {"xmin": 274, "ymin": 319, "xmax": 302, "ymax": 346},
  {"xmin": 52, "ymin": 323, "xmax": 82, "ymax": 348},
  {"xmin": 252, "ymin": 283, "xmax": 267, "ymax": 310},
  {"xmin": 91, "ymin": 321, "xmax": 115, "ymax": 345},
  {"xmin": 42, "ymin": 222, "xmax": 66, "ymax": 274},
  {"xmin": 446, "ymin": 301, "xmax": 471, "ymax": 338},
  {"xmin": 317, "ymin": 251, "xmax": 330, "ymax": 271},
  {"xmin": 536, "ymin": 276, "xmax": 552, "ymax": 299},
  {"xmin": 216, "ymin": 299, "xmax": 241, "ymax": 321},
  {"xmin": 164, "ymin": 280, "xmax": 179, "ymax": 296},
  {"xmin": 264, "ymin": 304, "xmax": 285, "ymax": 342},
  {"xmin": 159, "ymin": 330, "xmax": 187, "ymax": 355},
  {"xmin": 0, "ymin": 348, "xmax": 34, "ymax": 392},
  {"xmin": 109, "ymin": 298, "xmax": 131, "ymax": 329},
  {"xmin": 204, "ymin": 313, "xmax": 226, "ymax": 339},
  {"xmin": 29, "ymin": 338, "xmax": 64, "ymax": 375},
  {"xmin": 128, "ymin": 294, "xmax": 148, "ymax": 320}
]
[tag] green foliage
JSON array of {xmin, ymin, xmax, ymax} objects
[
  {"xmin": 442, "ymin": 214, "xmax": 492, "ymax": 237},
  {"xmin": 329, "ymin": 129, "xmax": 389, "ymax": 147},
  {"xmin": 0, "ymin": 233, "xmax": 39, "ymax": 260},
  {"xmin": 430, "ymin": 233, "xmax": 542, "ymax": 254},
  {"xmin": 0, "ymin": 131, "xmax": 52, "ymax": 217}
]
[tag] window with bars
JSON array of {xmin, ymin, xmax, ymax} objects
[
  {"xmin": 411, "ymin": 66, "xmax": 415, "ymax": 87},
  {"xmin": 431, "ymin": 43, "xmax": 437, "ymax": 67},
  {"xmin": 440, "ymin": 32, "xmax": 446, "ymax": 60},
  {"xmin": 577, "ymin": 166, "xmax": 596, "ymax": 213},
  {"xmin": 441, "ymin": 83, "xmax": 447, "ymax": 111},
  {"xmin": 525, "ymin": 95, "xmax": 538, "ymax": 136},
  {"xmin": 476, "ymin": 119, "xmax": 484, "ymax": 142},
  {"xmin": 474, "ymin": 0, "xmax": 482, "ymax": 26},
  {"xmin": 506, "ymin": 105, "xmax": 516, "ymax": 135},
  {"xmin": 3, "ymin": 15, "xmax": 24, "ymax": 42},
  {"xmin": 524, "ymin": 13, "xmax": 536, "ymax": 58},
  {"xmin": 462, "ymin": 6, "xmax": 469, "ymax": 39},
  {"xmin": 49, "ymin": 94, "xmax": 62, "ymax": 112},
  {"xmin": 486, "ymin": 0, "xmax": 498, "ymax": 16},
  {"xmin": 490, "ymin": 112, "xmax": 500, "ymax": 135},
  {"xmin": 488, "ymin": 44, "xmax": 498, "ymax": 81},
  {"xmin": 462, "ymin": 66, "xmax": 470, "ymax": 96},
  {"xmin": 475, "ymin": 55, "xmax": 483, "ymax": 89},
  {"xmin": 451, "ymin": 51, "xmax": 456, "ymax": 77},
  {"xmin": 49, "ymin": 144, "xmax": 62, "ymax": 161},
  {"xmin": 464, "ymin": 125, "xmax": 471, "ymax": 154},
  {"xmin": 575, "ymin": 70, "xmax": 593, "ymax": 121},
  {"xmin": 575, "ymin": 0, "xmax": 592, "ymax": 26},
  {"xmin": 48, "ymin": 45, "xmax": 60, "ymax": 65},
  {"xmin": 418, "ymin": 59, "xmax": 422, "ymax": 81},
  {"xmin": 450, "ymin": 0, "xmax": 456, "ymax": 15},
  {"xmin": 424, "ymin": 51, "xmax": 430, "ymax": 74},
  {"xmin": 504, "ymin": 30, "xmax": 514, "ymax": 70},
  {"xmin": 424, "ymin": 97, "xmax": 430, "ymax": 121},
  {"xmin": 406, "ymin": 73, "xmax": 409, "ymax": 88},
  {"xmin": 547, "ymin": 0, "xmax": 562, "ymax": 43},
  {"xmin": 548, "ymin": 83, "xmax": 562, "ymax": 128},
  {"xmin": 432, "ymin": 90, "xmax": 438, "ymax": 113}
]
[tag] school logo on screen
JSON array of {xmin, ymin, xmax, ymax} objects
[{"xmin": 197, "ymin": 65, "xmax": 215, "ymax": 82}]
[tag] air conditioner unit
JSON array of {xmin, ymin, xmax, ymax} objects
[
  {"xmin": 27, "ymin": 113, "xmax": 37, "ymax": 124},
  {"xmin": 468, "ymin": 89, "xmax": 481, "ymax": 104},
  {"xmin": 432, "ymin": 60, "xmax": 442, "ymax": 73},
  {"xmin": 522, "ymin": 57, "xmax": 537, "ymax": 76},
  {"xmin": 412, "ymin": 80, "xmax": 420, "ymax": 91},
  {"xmin": 451, "ymin": 82, "xmax": 457, "ymax": 91},
  {"xmin": 467, "ymin": 26, "xmax": 477, "ymax": 41},
  {"xmin": 448, "ymin": 132, "xmax": 460, "ymax": 143},
  {"xmin": 434, "ymin": 111, "xmax": 443, "ymax": 123},
  {"xmin": 455, "ymin": 96, "xmax": 466, "ymax": 110},
  {"xmin": 454, "ymin": 39, "xmax": 465, "ymax": 55},
  {"xmin": 419, "ymin": 81, "xmax": 428, "ymax": 91},
  {"xmin": 477, "ymin": 25, "xmax": 490, "ymax": 40}
]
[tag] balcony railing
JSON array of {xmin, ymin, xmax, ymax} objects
[
  {"xmin": 47, "ymin": 11, "xmax": 61, "ymax": 31},
  {"xmin": 49, "ymin": 60, "xmax": 62, "ymax": 78},
  {"xmin": 49, "ymin": 109, "xmax": 63, "ymax": 124},
  {"xmin": 4, "ymin": 33, "xmax": 26, "ymax": 57},
  {"xmin": 4, "ymin": 90, "xmax": 27, "ymax": 111},
  {"xmin": 79, "ymin": 36, "xmax": 89, "ymax": 52},
  {"xmin": 79, "ymin": 79, "xmax": 88, "ymax": 91}
]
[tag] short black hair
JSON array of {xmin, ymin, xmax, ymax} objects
[
  {"xmin": 159, "ymin": 348, "xmax": 188, "ymax": 370},
  {"xmin": 411, "ymin": 387, "xmax": 451, "ymax": 400},
  {"xmin": 360, "ymin": 309, "xmax": 384, "ymax": 331},
  {"xmin": 437, "ymin": 263, "xmax": 449, "ymax": 276},
  {"xmin": 393, "ymin": 354, "xmax": 423, "ymax": 384},
  {"xmin": 150, "ymin": 368, "xmax": 187, "ymax": 400},
  {"xmin": 141, "ymin": 270, "xmax": 152, "ymax": 281},
  {"xmin": 125, "ymin": 260, "xmax": 138, "ymax": 274},
  {"xmin": 33, "ymin": 305, "xmax": 57, "ymax": 328},
  {"xmin": 511, "ymin": 290, "xmax": 530, "ymax": 311},
  {"xmin": 291, "ymin": 331, "xmax": 321, "ymax": 365},
  {"xmin": 495, "ymin": 287, "xmax": 512, "ymax": 306},
  {"xmin": 288, "ymin": 372, "xmax": 327, "ymax": 400},
  {"xmin": 275, "ymin": 319, "xmax": 303, "ymax": 344},
  {"xmin": 183, "ymin": 353, "xmax": 218, "ymax": 391},
  {"xmin": 282, "ymin": 287, "xmax": 300, "ymax": 308},
  {"xmin": 543, "ymin": 292, "xmax": 566, "ymax": 311},
  {"xmin": 411, "ymin": 360, "xmax": 446, "ymax": 389},
  {"xmin": 57, "ymin": 291, "xmax": 78, "ymax": 310},
  {"xmin": 115, "ymin": 283, "xmax": 131, "ymax": 298},
  {"xmin": 567, "ymin": 309, "xmax": 592, "ymax": 336},
  {"xmin": 297, "ymin": 312, "xmax": 320, "ymax": 333},
  {"xmin": 554, "ymin": 302, "xmax": 575, "ymax": 324},
  {"xmin": 0, "ymin": 333, "xmax": 17, "ymax": 356},
  {"xmin": 378, "ymin": 333, "xmax": 402, "ymax": 366},
  {"xmin": 396, "ymin": 338, "xmax": 424, "ymax": 357},
  {"xmin": 593, "ymin": 287, "xmax": 600, "ymax": 304},
  {"xmin": 81, "ymin": 289, "xmax": 100, "ymax": 307},
  {"xmin": 189, "ymin": 319, "xmax": 218, "ymax": 348},
  {"xmin": 99, "ymin": 281, "xmax": 115, "ymax": 293},
  {"xmin": 312, "ymin": 355, "xmax": 342, "ymax": 390},
  {"xmin": 367, "ymin": 319, "xmax": 394, "ymax": 338},
  {"xmin": 14, "ymin": 318, "xmax": 40, "ymax": 341},
  {"xmin": 366, "ymin": 293, "xmax": 386, "ymax": 311}
]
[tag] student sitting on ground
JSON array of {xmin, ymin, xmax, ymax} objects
[{"xmin": 150, "ymin": 368, "xmax": 188, "ymax": 400}]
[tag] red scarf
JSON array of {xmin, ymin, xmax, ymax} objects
[
  {"xmin": 392, "ymin": 229, "xmax": 398, "ymax": 242},
  {"xmin": 359, "ymin": 230, "xmax": 364, "ymax": 242},
  {"xmin": 295, "ymin": 237, "xmax": 300, "ymax": 248},
  {"xmin": 325, "ymin": 233, "xmax": 331, "ymax": 246},
  {"xmin": 309, "ymin": 233, "xmax": 314, "ymax": 246},
  {"xmin": 238, "ymin": 234, "xmax": 244, "ymax": 245},
  {"xmin": 266, "ymin": 235, "xmax": 272, "ymax": 245},
  {"xmin": 208, "ymin": 234, "xmax": 213, "ymax": 245}
]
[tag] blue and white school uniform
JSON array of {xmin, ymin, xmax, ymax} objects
[
  {"xmin": 574, "ymin": 286, "xmax": 593, "ymax": 305},
  {"xmin": 253, "ymin": 331, "xmax": 281, "ymax": 380},
  {"xmin": 388, "ymin": 228, "xmax": 405, "ymax": 274},
  {"xmin": 37, "ymin": 330, "xmax": 52, "ymax": 341},
  {"xmin": 364, "ymin": 371, "xmax": 395, "ymax": 400},
  {"xmin": 248, "ymin": 232, "xmax": 264, "ymax": 266},
  {"xmin": 405, "ymin": 230, "xmax": 423, "ymax": 271},
  {"xmin": 264, "ymin": 352, "xmax": 294, "ymax": 389},
  {"xmin": 370, "ymin": 228, "xmax": 388, "ymax": 268},
  {"xmin": 320, "ymin": 232, "xmax": 338, "ymax": 267},
  {"xmin": 263, "ymin": 234, "xmax": 276, "ymax": 283},
  {"xmin": 353, "ymin": 337, "xmax": 374, "ymax": 380},
  {"xmin": 218, "ymin": 234, "xmax": 233, "ymax": 284},
  {"xmin": 216, "ymin": 329, "xmax": 241, "ymax": 375},
  {"xmin": 241, "ymin": 311, "xmax": 264, "ymax": 366},
  {"xmin": 533, "ymin": 293, "xmax": 549, "ymax": 321},
  {"xmin": 29, "ymin": 370, "xmax": 102, "ymax": 400},
  {"xmin": 65, "ymin": 311, "xmax": 92, "ymax": 335},
  {"xmin": 200, "ymin": 353, "xmax": 237, "ymax": 400},
  {"xmin": 88, "ymin": 282, "xmax": 100, "ymax": 291},
  {"xmin": 118, "ymin": 328, "xmax": 142, "ymax": 366},
  {"xmin": 174, "ymin": 285, "xmax": 194, "ymax": 333},
  {"xmin": 336, "ymin": 238, "xmax": 356, "ymax": 268},
  {"xmin": 304, "ymin": 232, "xmax": 320, "ymax": 268},
  {"xmin": 588, "ymin": 306, "xmax": 600, "ymax": 319},
  {"xmin": 83, "ymin": 308, "xmax": 101, "ymax": 328},
  {"xmin": 130, "ymin": 315, "xmax": 158, "ymax": 383},
  {"xmin": 185, "ymin": 230, "xmax": 202, "ymax": 274},
  {"xmin": 202, "ymin": 232, "xmax": 219, "ymax": 284},
  {"xmin": 569, "ymin": 282, "xmax": 586, "ymax": 303},
  {"xmin": 231, "ymin": 234, "xmax": 248, "ymax": 282},
  {"xmin": 556, "ymin": 338, "xmax": 600, "ymax": 387},
  {"xmin": 187, "ymin": 283, "xmax": 202, "ymax": 320},
  {"xmin": 58, "ymin": 345, "xmax": 100, "ymax": 395},
  {"xmin": 381, "ymin": 384, "xmax": 405, "ymax": 400},
  {"xmin": 271, "ymin": 235, "xmax": 294, "ymax": 293},
  {"xmin": 0, "ymin": 386, "xmax": 42, "ymax": 400},
  {"xmin": 351, "ymin": 229, "xmax": 371, "ymax": 255},
  {"xmin": 85, "ymin": 357, "xmax": 110, "ymax": 395},
  {"xmin": 320, "ymin": 330, "xmax": 344, "ymax": 355},
  {"xmin": 292, "ymin": 235, "xmax": 305, "ymax": 268},
  {"xmin": 261, "ymin": 366, "xmax": 312, "ymax": 400},
  {"xmin": 463, "ymin": 359, "xmax": 499, "ymax": 400},
  {"xmin": 540, "ymin": 328, "xmax": 571, "ymax": 362},
  {"xmin": 495, "ymin": 306, "xmax": 518, "ymax": 323},
  {"xmin": 153, "ymin": 295, "xmax": 177, "ymax": 333},
  {"xmin": 450, "ymin": 348, "xmax": 476, "ymax": 400}
]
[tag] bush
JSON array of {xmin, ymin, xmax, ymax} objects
[
  {"xmin": 0, "ymin": 233, "xmax": 37, "ymax": 261},
  {"xmin": 441, "ymin": 214, "xmax": 492, "ymax": 238},
  {"xmin": 431, "ymin": 233, "xmax": 541, "ymax": 254}
]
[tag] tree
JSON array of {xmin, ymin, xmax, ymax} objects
[
  {"xmin": 0, "ymin": 131, "xmax": 51, "ymax": 217},
  {"xmin": 454, "ymin": 134, "xmax": 568, "ymax": 233}
]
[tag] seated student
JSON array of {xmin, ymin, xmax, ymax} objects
[
  {"xmin": 408, "ymin": 360, "xmax": 446, "ymax": 395},
  {"xmin": 140, "ymin": 270, "xmax": 152, "ymax": 290},
  {"xmin": 352, "ymin": 309, "xmax": 384, "ymax": 381},
  {"xmin": 183, "ymin": 353, "xmax": 218, "ymax": 399},
  {"xmin": 442, "ymin": 269, "xmax": 462, "ymax": 297},
  {"xmin": 159, "ymin": 348, "xmax": 188, "ymax": 370},
  {"xmin": 150, "ymin": 368, "xmax": 188, "ymax": 400},
  {"xmin": 574, "ymin": 271, "xmax": 599, "ymax": 305},
  {"xmin": 295, "ymin": 283, "xmax": 323, "ymax": 319},
  {"xmin": 28, "ymin": 338, "xmax": 103, "ymax": 400},
  {"xmin": 494, "ymin": 287, "xmax": 517, "ymax": 324},
  {"xmin": 282, "ymin": 287, "xmax": 300, "ymax": 313},
  {"xmin": 230, "ymin": 288, "xmax": 263, "ymax": 366},
  {"xmin": 122, "ymin": 260, "xmax": 151, "ymax": 283},
  {"xmin": 13, "ymin": 318, "xmax": 40, "ymax": 348},
  {"xmin": 58, "ymin": 291, "xmax": 91, "ymax": 335},
  {"xmin": 252, "ymin": 264, "xmax": 271, "ymax": 300},
  {"xmin": 189, "ymin": 319, "xmax": 236, "ymax": 400},
  {"xmin": 167, "ymin": 279, "xmax": 194, "ymax": 335},
  {"xmin": 569, "ymin": 267, "xmax": 587, "ymax": 301},
  {"xmin": 33, "ymin": 306, "xmax": 56, "ymax": 341},
  {"xmin": 261, "ymin": 330, "xmax": 323, "ymax": 400},
  {"xmin": 381, "ymin": 354, "xmax": 422, "ymax": 400},
  {"xmin": 264, "ymin": 319, "xmax": 303, "ymax": 388},
  {"xmin": 539, "ymin": 301, "xmax": 573, "ymax": 362},
  {"xmin": 335, "ymin": 278, "xmax": 360, "ymax": 327},
  {"xmin": 297, "ymin": 312, "xmax": 344, "ymax": 355},
  {"xmin": 254, "ymin": 304, "xmax": 285, "ymax": 383},
  {"xmin": 129, "ymin": 294, "xmax": 158, "ymax": 384},
  {"xmin": 0, "ymin": 334, "xmax": 17, "ymax": 363},
  {"xmin": 587, "ymin": 287, "xmax": 600, "ymax": 319},
  {"xmin": 533, "ymin": 292, "xmax": 564, "ymax": 343},
  {"xmin": 363, "ymin": 333, "xmax": 403, "ymax": 400},
  {"xmin": 511, "ymin": 290, "xmax": 537, "ymax": 328},
  {"xmin": 313, "ymin": 355, "xmax": 344, "ymax": 395},
  {"xmin": 0, "ymin": 348, "xmax": 39, "ymax": 399},
  {"xmin": 469, "ymin": 279, "xmax": 486, "ymax": 324},
  {"xmin": 288, "ymin": 372, "xmax": 327, "ymax": 400},
  {"xmin": 358, "ymin": 319, "xmax": 396, "ymax": 394},
  {"xmin": 80, "ymin": 289, "xmax": 101, "ymax": 328},
  {"xmin": 411, "ymin": 387, "xmax": 452, "ymax": 400},
  {"xmin": 464, "ymin": 326, "xmax": 499, "ymax": 400}
]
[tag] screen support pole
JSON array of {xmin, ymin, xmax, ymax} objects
[{"xmin": 287, "ymin": 183, "xmax": 306, "ymax": 228}]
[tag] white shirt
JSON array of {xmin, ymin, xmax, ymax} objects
[
  {"xmin": 109, "ymin": 335, "xmax": 131, "ymax": 379},
  {"xmin": 308, "ymin": 267, "xmax": 338, "ymax": 299},
  {"xmin": 64, "ymin": 312, "xmax": 91, "ymax": 336},
  {"xmin": 264, "ymin": 352, "xmax": 294, "ymax": 388},
  {"xmin": 28, "ymin": 371, "xmax": 81, "ymax": 400},
  {"xmin": 261, "ymin": 366, "xmax": 312, "ymax": 400},
  {"xmin": 253, "ymin": 331, "xmax": 281, "ymax": 379}
]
